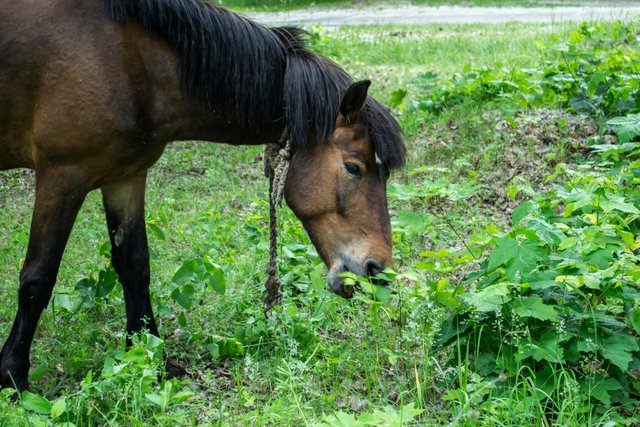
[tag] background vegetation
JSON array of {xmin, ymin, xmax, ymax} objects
[
  {"xmin": 0, "ymin": 10, "xmax": 639, "ymax": 427},
  {"xmin": 212, "ymin": 0, "xmax": 634, "ymax": 12}
]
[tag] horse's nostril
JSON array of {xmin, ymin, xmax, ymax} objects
[{"xmin": 365, "ymin": 260, "xmax": 384, "ymax": 278}]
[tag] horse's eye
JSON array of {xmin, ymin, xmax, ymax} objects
[{"xmin": 344, "ymin": 162, "xmax": 362, "ymax": 178}]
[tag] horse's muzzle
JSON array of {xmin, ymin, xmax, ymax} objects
[{"xmin": 327, "ymin": 259, "xmax": 391, "ymax": 299}]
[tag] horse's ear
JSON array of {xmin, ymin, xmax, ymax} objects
[{"xmin": 339, "ymin": 80, "xmax": 371, "ymax": 125}]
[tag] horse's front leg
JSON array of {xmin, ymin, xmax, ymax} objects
[
  {"xmin": 0, "ymin": 167, "xmax": 88, "ymax": 391},
  {"xmin": 101, "ymin": 171, "xmax": 184, "ymax": 378}
]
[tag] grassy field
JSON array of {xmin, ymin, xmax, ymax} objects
[{"xmin": 1, "ymin": 17, "xmax": 638, "ymax": 426}]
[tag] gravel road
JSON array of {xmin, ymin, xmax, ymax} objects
[{"xmin": 245, "ymin": 4, "xmax": 640, "ymax": 27}]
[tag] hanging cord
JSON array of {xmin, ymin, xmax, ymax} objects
[{"xmin": 263, "ymin": 131, "xmax": 291, "ymax": 315}]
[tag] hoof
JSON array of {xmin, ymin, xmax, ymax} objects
[
  {"xmin": 165, "ymin": 358, "xmax": 187, "ymax": 379},
  {"xmin": 0, "ymin": 375, "xmax": 29, "ymax": 400},
  {"xmin": 1, "ymin": 375, "xmax": 31, "ymax": 403}
]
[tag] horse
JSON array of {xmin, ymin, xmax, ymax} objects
[{"xmin": 0, "ymin": 0, "xmax": 405, "ymax": 391}]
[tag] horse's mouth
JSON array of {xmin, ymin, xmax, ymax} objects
[
  {"xmin": 327, "ymin": 262, "xmax": 391, "ymax": 299},
  {"xmin": 332, "ymin": 281, "xmax": 357, "ymax": 299}
]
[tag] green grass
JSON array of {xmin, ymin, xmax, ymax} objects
[
  {"xmin": 307, "ymin": 22, "xmax": 574, "ymax": 101},
  {"xmin": 1, "ymin": 20, "xmax": 637, "ymax": 425}
]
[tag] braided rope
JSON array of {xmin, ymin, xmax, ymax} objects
[{"xmin": 263, "ymin": 131, "xmax": 290, "ymax": 314}]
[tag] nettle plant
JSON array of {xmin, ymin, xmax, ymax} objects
[
  {"xmin": 402, "ymin": 18, "xmax": 640, "ymax": 415},
  {"xmin": 410, "ymin": 20, "xmax": 640, "ymax": 120},
  {"xmin": 437, "ymin": 124, "xmax": 640, "ymax": 411}
]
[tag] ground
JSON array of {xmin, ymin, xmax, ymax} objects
[{"xmin": 245, "ymin": 3, "xmax": 640, "ymax": 26}]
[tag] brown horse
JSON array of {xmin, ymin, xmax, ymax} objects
[{"xmin": 0, "ymin": 0, "xmax": 405, "ymax": 391}]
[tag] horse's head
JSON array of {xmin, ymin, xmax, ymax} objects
[{"xmin": 285, "ymin": 80, "xmax": 397, "ymax": 298}]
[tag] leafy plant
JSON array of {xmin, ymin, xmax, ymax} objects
[
  {"xmin": 0, "ymin": 334, "xmax": 196, "ymax": 425},
  {"xmin": 437, "ymin": 130, "xmax": 640, "ymax": 416},
  {"xmin": 412, "ymin": 21, "xmax": 640, "ymax": 123},
  {"xmin": 318, "ymin": 402, "xmax": 423, "ymax": 427}
]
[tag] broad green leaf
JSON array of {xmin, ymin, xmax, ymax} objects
[
  {"xmin": 75, "ymin": 278, "xmax": 97, "ymax": 308},
  {"xmin": 282, "ymin": 245, "xmax": 303, "ymax": 260},
  {"xmin": 511, "ymin": 297, "xmax": 558, "ymax": 321},
  {"xmin": 393, "ymin": 211, "xmax": 430, "ymax": 235},
  {"xmin": 592, "ymin": 311, "xmax": 627, "ymax": 330},
  {"xmin": 207, "ymin": 342, "xmax": 220, "ymax": 359},
  {"xmin": 122, "ymin": 347, "xmax": 147, "ymax": 363},
  {"xmin": 429, "ymin": 277, "xmax": 460, "ymax": 309},
  {"xmin": 586, "ymin": 377, "xmax": 623, "ymax": 406},
  {"xmin": 218, "ymin": 338, "xmax": 244, "ymax": 358},
  {"xmin": 361, "ymin": 282, "xmax": 392, "ymax": 303},
  {"xmin": 590, "ymin": 142, "xmax": 638, "ymax": 156},
  {"xmin": 28, "ymin": 364, "xmax": 50, "ymax": 382},
  {"xmin": 577, "ymin": 338, "xmax": 600, "ymax": 353},
  {"xmin": 143, "ymin": 333, "xmax": 164, "ymax": 351},
  {"xmin": 512, "ymin": 200, "xmax": 536, "ymax": 225},
  {"xmin": 476, "ymin": 353, "xmax": 498, "ymax": 376},
  {"xmin": 461, "ymin": 283, "xmax": 511, "ymax": 312},
  {"xmin": 388, "ymin": 183, "xmax": 419, "ymax": 200},
  {"xmin": 319, "ymin": 411, "xmax": 361, "ymax": 427},
  {"xmin": 508, "ymin": 186, "xmax": 519, "ymax": 200},
  {"xmin": 527, "ymin": 218, "xmax": 566, "ymax": 246},
  {"xmin": 568, "ymin": 94, "xmax": 598, "ymax": 115},
  {"xmin": 397, "ymin": 270, "xmax": 421, "ymax": 281},
  {"xmin": 618, "ymin": 230, "xmax": 635, "ymax": 246},
  {"xmin": 599, "ymin": 195, "xmax": 640, "ymax": 214},
  {"xmin": 208, "ymin": 337, "xmax": 245, "ymax": 359},
  {"xmin": 487, "ymin": 238, "xmax": 518, "ymax": 271},
  {"xmin": 51, "ymin": 397, "xmax": 67, "ymax": 419},
  {"xmin": 400, "ymin": 402, "xmax": 424, "ymax": 423},
  {"xmin": 171, "ymin": 284, "xmax": 196, "ymax": 309},
  {"xmin": 518, "ymin": 331, "xmax": 564, "ymax": 363},
  {"xmin": 95, "ymin": 267, "xmax": 118, "ymax": 298},
  {"xmin": 582, "ymin": 273, "xmax": 601, "ymax": 290},
  {"xmin": 527, "ymin": 269, "xmax": 562, "ymax": 290},
  {"xmin": 172, "ymin": 259, "xmax": 201, "ymax": 284},
  {"xmin": 389, "ymin": 88, "xmax": 408, "ymax": 108},
  {"xmin": 102, "ymin": 357, "xmax": 115, "ymax": 376},
  {"xmin": 601, "ymin": 335, "xmax": 639, "ymax": 371},
  {"xmin": 558, "ymin": 236, "xmax": 578, "ymax": 250},
  {"xmin": 487, "ymin": 237, "xmax": 546, "ymax": 280},
  {"xmin": 360, "ymin": 403, "xmax": 423, "ymax": 425},
  {"xmin": 442, "ymin": 388, "xmax": 464, "ymax": 401},
  {"xmin": 563, "ymin": 203, "xmax": 575, "ymax": 217},
  {"xmin": 52, "ymin": 293, "xmax": 75, "ymax": 312},
  {"xmin": 572, "ymin": 191, "xmax": 596, "ymax": 211},
  {"xmin": 171, "ymin": 390, "xmax": 194, "ymax": 404},
  {"xmin": 584, "ymin": 248, "xmax": 614, "ymax": 268},
  {"xmin": 419, "ymin": 249, "xmax": 451, "ymax": 258},
  {"xmin": 607, "ymin": 113, "xmax": 640, "ymax": 144},
  {"xmin": 587, "ymin": 71, "xmax": 605, "ymax": 97},
  {"xmin": 21, "ymin": 391, "xmax": 52, "ymax": 415},
  {"xmin": 145, "ymin": 393, "xmax": 164, "ymax": 407},
  {"xmin": 205, "ymin": 261, "xmax": 226, "ymax": 295},
  {"xmin": 629, "ymin": 307, "xmax": 640, "ymax": 335},
  {"xmin": 147, "ymin": 222, "xmax": 166, "ymax": 240},
  {"xmin": 434, "ymin": 290, "xmax": 459, "ymax": 309}
]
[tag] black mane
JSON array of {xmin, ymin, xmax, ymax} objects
[{"xmin": 102, "ymin": 0, "xmax": 405, "ymax": 169}]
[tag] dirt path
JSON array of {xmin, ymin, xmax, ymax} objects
[{"xmin": 245, "ymin": 5, "xmax": 640, "ymax": 27}]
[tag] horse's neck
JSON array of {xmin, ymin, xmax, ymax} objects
[{"xmin": 133, "ymin": 27, "xmax": 283, "ymax": 147}]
